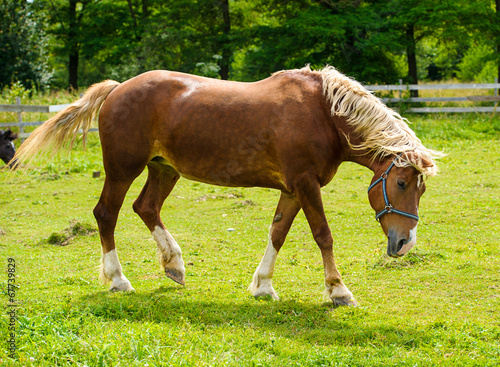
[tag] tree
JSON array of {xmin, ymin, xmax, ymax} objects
[
  {"xmin": 218, "ymin": 0, "xmax": 231, "ymax": 80},
  {"xmin": 39, "ymin": 0, "xmax": 99, "ymax": 90},
  {"xmin": 497, "ymin": 0, "xmax": 500, "ymax": 81},
  {"xmin": 237, "ymin": 0, "xmax": 403, "ymax": 84},
  {"xmin": 122, "ymin": 0, "xmax": 240, "ymax": 80},
  {"xmin": 21, "ymin": 0, "xmax": 500, "ymax": 89},
  {"xmin": 449, "ymin": 0, "xmax": 500, "ymax": 82},
  {"xmin": 0, "ymin": 0, "xmax": 51, "ymax": 90},
  {"xmin": 67, "ymin": 0, "xmax": 79, "ymax": 89}
]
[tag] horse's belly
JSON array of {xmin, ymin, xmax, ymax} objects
[{"xmin": 154, "ymin": 149, "xmax": 286, "ymax": 190}]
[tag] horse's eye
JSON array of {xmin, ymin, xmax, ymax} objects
[{"xmin": 397, "ymin": 180, "xmax": 406, "ymax": 190}]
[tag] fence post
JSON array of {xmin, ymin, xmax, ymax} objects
[
  {"xmin": 15, "ymin": 97, "xmax": 24, "ymax": 139},
  {"xmin": 399, "ymin": 79, "xmax": 403, "ymax": 99},
  {"xmin": 495, "ymin": 77, "xmax": 498, "ymax": 96}
]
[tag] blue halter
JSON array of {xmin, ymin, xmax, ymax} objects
[{"xmin": 367, "ymin": 153, "xmax": 419, "ymax": 222}]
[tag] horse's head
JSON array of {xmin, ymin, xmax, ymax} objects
[
  {"xmin": 367, "ymin": 152, "xmax": 434, "ymax": 258},
  {"xmin": 0, "ymin": 129, "xmax": 18, "ymax": 165}
]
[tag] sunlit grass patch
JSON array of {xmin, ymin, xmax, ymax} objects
[{"xmin": 369, "ymin": 248, "xmax": 446, "ymax": 269}]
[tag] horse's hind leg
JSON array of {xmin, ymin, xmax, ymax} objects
[
  {"xmin": 132, "ymin": 163, "xmax": 185, "ymax": 285},
  {"xmin": 248, "ymin": 192, "xmax": 301, "ymax": 300},
  {"xmin": 94, "ymin": 178, "xmax": 137, "ymax": 291}
]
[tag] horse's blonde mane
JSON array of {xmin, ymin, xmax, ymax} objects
[{"xmin": 276, "ymin": 66, "xmax": 443, "ymax": 176}]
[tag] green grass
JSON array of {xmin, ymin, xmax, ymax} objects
[{"xmin": 1, "ymin": 114, "xmax": 499, "ymax": 366}]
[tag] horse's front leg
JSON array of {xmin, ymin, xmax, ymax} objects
[
  {"xmin": 249, "ymin": 192, "xmax": 301, "ymax": 300},
  {"xmin": 294, "ymin": 177, "xmax": 357, "ymax": 307}
]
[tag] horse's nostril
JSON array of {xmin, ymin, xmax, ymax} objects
[{"xmin": 397, "ymin": 238, "xmax": 407, "ymax": 252}]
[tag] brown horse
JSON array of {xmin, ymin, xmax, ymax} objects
[{"xmin": 13, "ymin": 66, "xmax": 441, "ymax": 306}]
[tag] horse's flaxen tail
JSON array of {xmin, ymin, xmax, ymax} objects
[{"xmin": 11, "ymin": 80, "xmax": 120, "ymax": 169}]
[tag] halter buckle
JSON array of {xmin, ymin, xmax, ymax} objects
[{"xmin": 385, "ymin": 204, "xmax": 393, "ymax": 213}]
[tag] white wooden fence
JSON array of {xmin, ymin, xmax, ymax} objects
[
  {"xmin": 367, "ymin": 79, "xmax": 500, "ymax": 113},
  {"xmin": 1, "ymin": 81, "xmax": 499, "ymax": 138},
  {"xmin": 0, "ymin": 97, "xmax": 97, "ymax": 139}
]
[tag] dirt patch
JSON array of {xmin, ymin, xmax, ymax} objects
[
  {"xmin": 195, "ymin": 193, "xmax": 243, "ymax": 202},
  {"xmin": 45, "ymin": 220, "xmax": 97, "ymax": 246}
]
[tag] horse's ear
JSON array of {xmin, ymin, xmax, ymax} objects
[
  {"xmin": 404, "ymin": 151, "xmax": 433, "ymax": 168},
  {"xmin": 6, "ymin": 129, "xmax": 18, "ymax": 140}
]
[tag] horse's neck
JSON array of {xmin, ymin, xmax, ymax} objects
[
  {"xmin": 330, "ymin": 116, "xmax": 384, "ymax": 173},
  {"xmin": 350, "ymin": 153, "xmax": 386, "ymax": 173}
]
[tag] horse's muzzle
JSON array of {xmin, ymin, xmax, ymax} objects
[
  {"xmin": 387, "ymin": 228, "xmax": 416, "ymax": 258},
  {"xmin": 8, "ymin": 157, "xmax": 19, "ymax": 169}
]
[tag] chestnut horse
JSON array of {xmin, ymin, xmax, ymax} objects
[{"xmin": 13, "ymin": 66, "xmax": 441, "ymax": 306}]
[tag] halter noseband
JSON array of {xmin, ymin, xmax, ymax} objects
[{"xmin": 367, "ymin": 153, "xmax": 419, "ymax": 222}]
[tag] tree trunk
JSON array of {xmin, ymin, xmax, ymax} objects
[
  {"xmin": 127, "ymin": 0, "xmax": 147, "ymax": 73},
  {"xmin": 219, "ymin": 0, "xmax": 231, "ymax": 80},
  {"xmin": 406, "ymin": 23, "xmax": 418, "ymax": 98},
  {"xmin": 127, "ymin": 0, "xmax": 138, "ymax": 29},
  {"xmin": 68, "ymin": 0, "xmax": 79, "ymax": 90},
  {"xmin": 69, "ymin": 51, "xmax": 79, "ymax": 90},
  {"xmin": 497, "ymin": 0, "xmax": 500, "ymax": 82}
]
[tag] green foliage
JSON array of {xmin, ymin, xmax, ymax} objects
[
  {"xmin": 0, "ymin": 0, "xmax": 52, "ymax": 90},
  {"xmin": 72, "ymin": 0, "xmax": 239, "ymax": 84},
  {"xmin": 194, "ymin": 54, "xmax": 223, "ymax": 78},
  {"xmin": 237, "ymin": 2, "xmax": 404, "ymax": 83},
  {"xmin": 1, "ymin": 81, "xmax": 34, "ymax": 103},
  {"xmin": 416, "ymin": 36, "xmax": 465, "ymax": 81},
  {"xmin": 456, "ymin": 43, "xmax": 497, "ymax": 83},
  {"xmin": 1, "ymin": 0, "xmax": 499, "ymax": 89}
]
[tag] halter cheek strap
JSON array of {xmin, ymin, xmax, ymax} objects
[{"xmin": 367, "ymin": 153, "xmax": 419, "ymax": 222}]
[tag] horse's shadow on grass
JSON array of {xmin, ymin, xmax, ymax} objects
[{"xmin": 76, "ymin": 286, "xmax": 431, "ymax": 348}]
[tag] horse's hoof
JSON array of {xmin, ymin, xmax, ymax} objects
[
  {"xmin": 109, "ymin": 279, "xmax": 135, "ymax": 292},
  {"xmin": 253, "ymin": 293, "xmax": 279, "ymax": 301},
  {"xmin": 248, "ymin": 277, "xmax": 279, "ymax": 300},
  {"xmin": 165, "ymin": 268, "xmax": 185, "ymax": 285},
  {"xmin": 331, "ymin": 297, "xmax": 358, "ymax": 308}
]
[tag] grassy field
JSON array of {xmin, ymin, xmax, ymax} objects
[{"xmin": 1, "ymin": 112, "xmax": 499, "ymax": 366}]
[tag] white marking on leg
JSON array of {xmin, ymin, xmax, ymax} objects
[
  {"xmin": 323, "ymin": 282, "xmax": 354, "ymax": 302},
  {"xmin": 152, "ymin": 226, "xmax": 182, "ymax": 263},
  {"xmin": 101, "ymin": 249, "xmax": 134, "ymax": 291},
  {"xmin": 248, "ymin": 227, "xmax": 279, "ymax": 300},
  {"xmin": 321, "ymin": 256, "xmax": 357, "ymax": 305},
  {"xmin": 152, "ymin": 225, "xmax": 185, "ymax": 276},
  {"xmin": 397, "ymin": 224, "xmax": 417, "ymax": 256}
]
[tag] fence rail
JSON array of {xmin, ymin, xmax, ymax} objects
[
  {"xmin": 367, "ymin": 82, "xmax": 500, "ymax": 91},
  {"xmin": 1, "ymin": 81, "xmax": 499, "ymax": 138},
  {"xmin": 0, "ymin": 97, "xmax": 90, "ymax": 139},
  {"xmin": 366, "ymin": 79, "xmax": 500, "ymax": 113}
]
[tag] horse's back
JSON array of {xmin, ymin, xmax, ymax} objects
[{"xmin": 98, "ymin": 70, "xmax": 335, "ymax": 189}]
